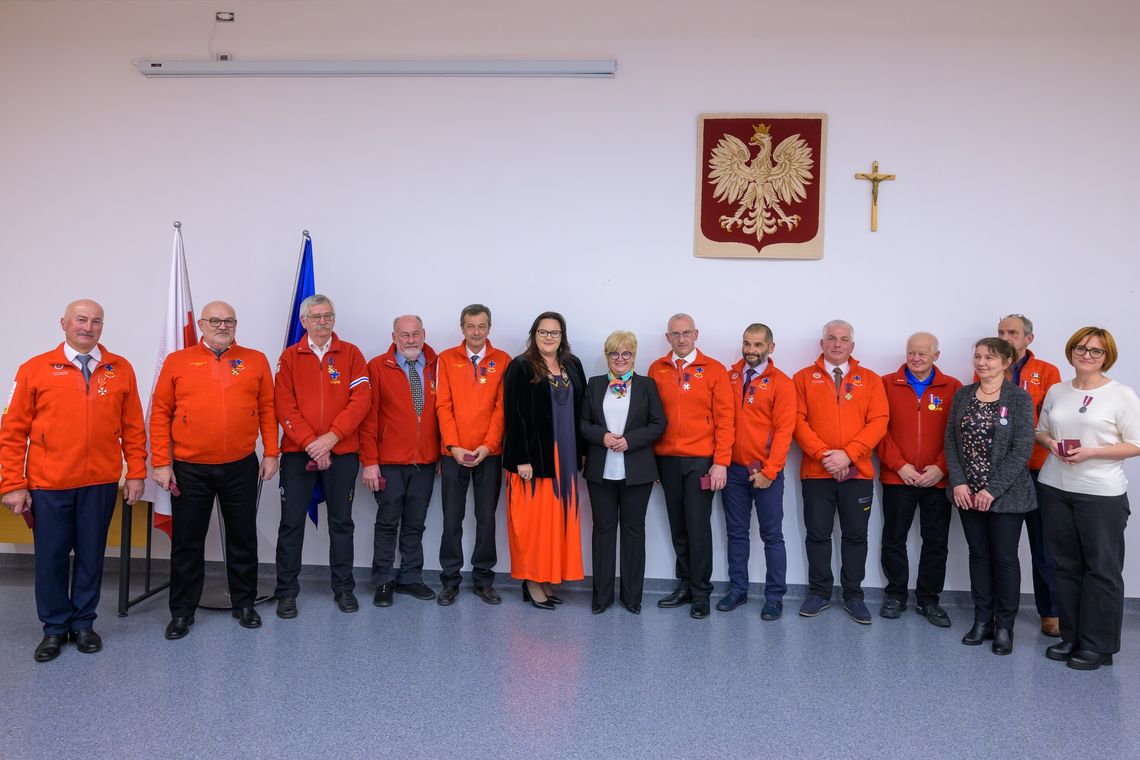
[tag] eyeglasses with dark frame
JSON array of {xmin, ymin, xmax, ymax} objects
[
  {"xmin": 608, "ymin": 351, "xmax": 633, "ymax": 361},
  {"xmin": 202, "ymin": 317, "xmax": 237, "ymax": 328},
  {"xmin": 1072, "ymin": 345, "xmax": 1106, "ymax": 359}
]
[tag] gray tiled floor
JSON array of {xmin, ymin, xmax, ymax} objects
[{"xmin": 1, "ymin": 568, "xmax": 1137, "ymax": 760}]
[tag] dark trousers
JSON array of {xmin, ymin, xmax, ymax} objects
[
  {"xmin": 722, "ymin": 466, "xmax": 786, "ymax": 599},
  {"xmin": 439, "ymin": 455, "xmax": 501, "ymax": 588},
  {"xmin": 274, "ymin": 452, "xmax": 358, "ymax": 597},
  {"xmin": 587, "ymin": 479, "xmax": 652, "ymax": 608},
  {"xmin": 372, "ymin": 463, "xmax": 435, "ymax": 586},
  {"xmin": 31, "ymin": 483, "xmax": 118, "ymax": 635},
  {"xmin": 1027, "ymin": 471, "xmax": 1059, "ymax": 616},
  {"xmin": 880, "ymin": 484, "xmax": 951, "ymax": 606},
  {"xmin": 958, "ymin": 508, "xmax": 1024, "ymax": 629},
  {"xmin": 657, "ymin": 455, "xmax": 714, "ymax": 599},
  {"xmin": 170, "ymin": 454, "xmax": 260, "ymax": 616},
  {"xmin": 801, "ymin": 477, "xmax": 873, "ymax": 600},
  {"xmin": 1038, "ymin": 482, "xmax": 1129, "ymax": 654}
]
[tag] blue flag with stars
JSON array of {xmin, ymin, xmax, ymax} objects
[{"xmin": 286, "ymin": 232, "xmax": 323, "ymax": 525}]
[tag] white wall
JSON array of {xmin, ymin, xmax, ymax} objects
[{"xmin": 2, "ymin": 0, "xmax": 1138, "ymax": 595}]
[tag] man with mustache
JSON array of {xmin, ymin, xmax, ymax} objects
[
  {"xmin": 360, "ymin": 315, "xmax": 440, "ymax": 607},
  {"xmin": 719, "ymin": 323, "xmax": 796, "ymax": 620},
  {"xmin": 1, "ymin": 300, "xmax": 147, "ymax": 662}
]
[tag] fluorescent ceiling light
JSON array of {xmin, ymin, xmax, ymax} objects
[{"xmin": 134, "ymin": 59, "xmax": 617, "ymax": 78}]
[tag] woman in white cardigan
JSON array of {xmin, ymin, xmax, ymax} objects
[{"xmin": 1035, "ymin": 326, "xmax": 1140, "ymax": 671}]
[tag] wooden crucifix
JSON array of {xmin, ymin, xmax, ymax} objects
[{"xmin": 854, "ymin": 161, "xmax": 895, "ymax": 231}]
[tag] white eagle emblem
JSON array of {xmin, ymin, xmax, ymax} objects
[{"xmin": 707, "ymin": 122, "xmax": 814, "ymax": 243}]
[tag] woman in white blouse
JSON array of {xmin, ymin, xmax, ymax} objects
[
  {"xmin": 579, "ymin": 331, "xmax": 667, "ymax": 615},
  {"xmin": 1035, "ymin": 326, "xmax": 1140, "ymax": 671}
]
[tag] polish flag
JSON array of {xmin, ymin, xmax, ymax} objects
[{"xmin": 142, "ymin": 222, "xmax": 197, "ymax": 537}]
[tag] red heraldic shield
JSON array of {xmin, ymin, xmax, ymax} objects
[{"xmin": 695, "ymin": 113, "xmax": 827, "ymax": 259}]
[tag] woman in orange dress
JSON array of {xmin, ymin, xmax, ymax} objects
[{"xmin": 502, "ymin": 312, "xmax": 586, "ymax": 609}]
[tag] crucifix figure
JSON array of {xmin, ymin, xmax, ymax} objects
[{"xmin": 854, "ymin": 161, "xmax": 895, "ymax": 231}]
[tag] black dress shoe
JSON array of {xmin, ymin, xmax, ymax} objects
[
  {"xmin": 961, "ymin": 622, "xmax": 994, "ymax": 646},
  {"xmin": 690, "ymin": 598, "xmax": 710, "ymax": 619},
  {"xmin": 395, "ymin": 582, "xmax": 436, "ymax": 601},
  {"xmin": 34, "ymin": 634, "xmax": 68, "ymax": 662},
  {"xmin": 546, "ymin": 592, "xmax": 564, "ymax": 605},
  {"xmin": 437, "ymin": 585, "xmax": 460, "ymax": 607},
  {"xmin": 473, "ymin": 585, "xmax": 502, "ymax": 605},
  {"xmin": 622, "ymin": 601, "xmax": 641, "ymax": 615},
  {"xmin": 374, "ymin": 582, "xmax": 394, "ymax": 607},
  {"xmin": 522, "ymin": 582, "xmax": 555, "ymax": 610},
  {"xmin": 70, "ymin": 628, "xmax": 102, "ymax": 654},
  {"xmin": 164, "ymin": 616, "xmax": 195, "ymax": 640},
  {"xmin": 1046, "ymin": 640, "xmax": 1077, "ymax": 661},
  {"xmin": 276, "ymin": 596, "xmax": 298, "ymax": 619},
  {"xmin": 991, "ymin": 627, "xmax": 1013, "ymax": 655},
  {"xmin": 592, "ymin": 602, "xmax": 608, "ymax": 614},
  {"xmin": 232, "ymin": 606, "xmax": 262, "ymax": 629},
  {"xmin": 1067, "ymin": 649, "xmax": 1113, "ymax": 671},
  {"xmin": 335, "ymin": 591, "xmax": 359, "ymax": 613},
  {"xmin": 658, "ymin": 587, "xmax": 693, "ymax": 608}
]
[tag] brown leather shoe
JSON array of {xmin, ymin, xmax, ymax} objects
[{"xmin": 1041, "ymin": 616, "xmax": 1060, "ymax": 637}]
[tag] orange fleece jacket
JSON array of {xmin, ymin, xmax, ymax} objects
[
  {"xmin": 650, "ymin": 350, "xmax": 735, "ymax": 465},
  {"xmin": 149, "ymin": 342, "xmax": 278, "ymax": 467},
  {"xmin": 727, "ymin": 358, "xmax": 796, "ymax": 480},
  {"xmin": 435, "ymin": 341, "xmax": 510, "ymax": 455},
  {"xmin": 275, "ymin": 333, "xmax": 372, "ymax": 455},
  {"xmin": 793, "ymin": 355, "xmax": 889, "ymax": 480},
  {"xmin": 0, "ymin": 343, "xmax": 147, "ymax": 493},
  {"xmin": 358, "ymin": 344, "xmax": 440, "ymax": 466},
  {"xmin": 877, "ymin": 364, "xmax": 962, "ymax": 487}
]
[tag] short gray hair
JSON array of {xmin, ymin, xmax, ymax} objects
[
  {"xmin": 668, "ymin": 312, "xmax": 695, "ymax": 328},
  {"xmin": 907, "ymin": 331, "xmax": 940, "ymax": 351},
  {"xmin": 744, "ymin": 323, "xmax": 773, "ymax": 342},
  {"xmin": 1000, "ymin": 313, "xmax": 1034, "ymax": 335},
  {"xmin": 821, "ymin": 319, "xmax": 854, "ymax": 339},
  {"xmin": 392, "ymin": 314, "xmax": 424, "ymax": 331},
  {"xmin": 300, "ymin": 294, "xmax": 333, "ymax": 318}
]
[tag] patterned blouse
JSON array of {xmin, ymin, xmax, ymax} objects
[{"xmin": 960, "ymin": 396, "xmax": 998, "ymax": 493}]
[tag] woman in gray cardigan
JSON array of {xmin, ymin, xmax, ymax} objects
[{"xmin": 943, "ymin": 337, "xmax": 1037, "ymax": 655}]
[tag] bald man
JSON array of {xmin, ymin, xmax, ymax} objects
[
  {"xmin": 150, "ymin": 301, "xmax": 279, "ymax": 639},
  {"xmin": 877, "ymin": 332, "xmax": 962, "ymax": 627},
  {"xmin": 0, "ymin": 300, "xmax": 147, "ymax": 662},
  {"xmin": 359, "ymin": 315, "xmax": 441, "ymax": 607}
]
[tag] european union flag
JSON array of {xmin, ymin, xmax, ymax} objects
[{"xmin": 286, "ymin": 231, "xmax": 322, "ymax": 525}]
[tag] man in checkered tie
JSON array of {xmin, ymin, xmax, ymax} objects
[{"xmin": 360, "ymin": 315, "xmax": 440, "ymax": 607}]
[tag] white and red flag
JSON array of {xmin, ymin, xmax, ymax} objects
[{"xmin": 142, "ymin": 222, "xmax": 197, "ymax": 536}]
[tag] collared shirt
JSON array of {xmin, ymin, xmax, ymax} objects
[
  {"xmin": 1011, "ymin": 352, "xmax": 1030, "ymax": 386},
  {"xmin": 671, "ymin": 349, "xmax": 698, "ymax": 369},
  {"xmin": 396, "ymin": 350, "xmax": 426, "ymax": 383},
  {"xmin": 63, "ymin": 343, "xmax": 103, "ymax": 374},
  {"xmin": 744, "ymin": 358, "xmax": 769, "ymax": 379},
  {"xmin": 823, "ymin": 360, "xmax": 850, "ymax": 378},
  {"xmin": 467, "ymin": 345, "xmax": 486, "ymax": 364},
  {"xmin": 308, "ymin": 336, "xmax": 332, "ymax": 362},
  {"xmin": 905, "ymin": 366, "xmax": 936, "ymax": 399}
]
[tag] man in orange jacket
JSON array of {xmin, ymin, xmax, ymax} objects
[
  {"xmin": 651, "ymin": 313, "xmax": 735, "ymax": 620},
  {"xmin": 360, "ymin": 315, "xmax": 440, "ymax": 607},
  {"xmin": 718, "ymin": 323, "xmax": 796, "ymax": 620},
  {"xmin": 877, "ymin": 332, "xmax": 961, "ymax": 627},
  {"xmin": 273, "ymin": 294, "xmax": 371, "ymax": 619},
  {"xmin": 793, "ymin": 319, "xmax": 888, "ymax": 625},
  {"xmin": 435, "ymin": 304, "xmax": 510, "ymax": 606},
  {"xmin": 150, "ymin": 301, "xmax": 279, "ymax": 639},
  {"xmin": 998, "ymin": 312, "xmax": 1062, "ymax": 636},
  {"xmin": 0, "ymin": 300, "xmax": 146, "ymax": 662}
]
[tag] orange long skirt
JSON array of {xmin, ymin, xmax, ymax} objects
[{"xmin": 506, "ymin": 466, "xmax": 583, "ymax": 584}]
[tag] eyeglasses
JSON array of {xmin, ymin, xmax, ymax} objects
[
  {"xmin": 1073, "ymin": 345, "xmax": 1106, "ymax": 359},
  {"xmin": 608, "ymin": 351, "xmax": 633, "ymax": 361},
  {"xmin": 202, "ymin": 318, "xmax": 237, "ymax": 328},
  {"xmin": 536, "ymin": 329, "xmax": 562, "ymax": 339},
  {"xmin": 668, "ymin": 330, "xmax": 696, "ymax": 340},
  {"xmin": 304, "ymin": 314, "xmax": 335, "ymax": 323}
]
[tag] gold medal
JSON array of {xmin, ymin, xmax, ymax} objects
[{"xmin": 928, "ymin": 403, "xmax": 937, "ymax": 410}]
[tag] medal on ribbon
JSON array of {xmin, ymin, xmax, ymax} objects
[{"xmin": 1079, "ymin": 395, "xmax": 1093, "ymax": 413}]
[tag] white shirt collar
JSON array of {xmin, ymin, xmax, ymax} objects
[
  {"xmin": 671, "ymin": 349, "xmax": 698, "ymax": 367},
  {"xmin": 824, "ymin": 360, "xmax": 850, "ymax": 377},
  {"xmin": 63, "ymin": 343, "xmax": 102, "ymax": 364},
  {"xmin": 467, "ymin": 344, "xmax": 486, "ymax": 362}
]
